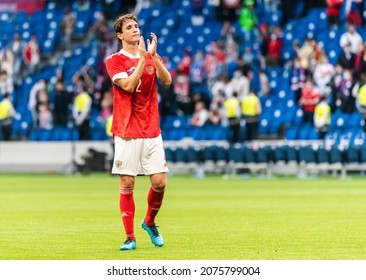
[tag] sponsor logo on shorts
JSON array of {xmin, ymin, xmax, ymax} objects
[{"xmin": 115, "ymin": 160, "xmax": 123, "ymax": 168}]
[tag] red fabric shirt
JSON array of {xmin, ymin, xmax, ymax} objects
[
  {"xmin": 301, "ymin": 86, "xmax": 320, "ymax": 112},
  {"xmin": 105, "ymin": 49, "xmax": 161, "ymax": 138},
  {"xmin": 267, "ymin": 37, "xmax": 282, "ymax": 58}
]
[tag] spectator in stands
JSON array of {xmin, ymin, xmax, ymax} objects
[
  {"xmin": 0, "ymin": 47, "xmax": 14, "ymax": 78},
  {"xmin": 72, "ymin": 89, "xmax": 92, "ymax": 140},
  {"xmin": 204, "ymin": 43, "xmax": 225, "ymax": 88},
  {"xmin": 9, "ymin": 33, "xmax": 24, "ymax": 85},
  {"xmin": 48, "ymin": 68, "xmax": 65, "ymax": 94},
  {"xmin": 225, "ymin": 42, "xmax": 239, "ymax": 73},
  {"xmin": 38, "ymin": 104, "xmax": 53, "ymax": 130},
  {"xmin": 291, "ymin": 57, "xmax": 307, "ymax": 103},
  {"xmin": 99, "ymin": 90, "xmax": 113, "ymax": 124},
  {"xmin": 313, "ymin": 52, "xmax": 335, "ymax": 96},
  {"xmin": 60, "ymin": 6, "xmax": 76, "ymax": 51},
  {"xmin": 0, "ymin": 92, "xmax": 16, "ymax": 141},
  {"xmin": 299, "ymin": 76, "xmax": 321, "ymax": 123},
  {"xmin": 207, "ymin": 100, "xmax": 224, "ymax": 126},
  {"xmin": 337, "ymin": 41, "xmax": 356, "ymax": 70},
  {"xmin": 0, "ymin": 70, "xmax": 14, "ymax": 99},
  {"xmin": 241, "ymin": 90, "xmax": 261, "ymax": 141},
  {"xmin": 73, "ymin": 0, "xmax": 90, "ymax": 11},
  {"xmin": 339, "ymin": 23, "xmax": 363, "ymax": 55},
  {"xmin": 294, "ymin": 37, "xmax": 316, "ymax": 72},
  {"xmin": 258, "ymin": 69, "xmax": 270, "ymax": 97},
  {"xmin": 34, "ymin": 88, "xmax": 51, "ymax": 128},
  {"xmin": 173, "ymin": 68, "xmax": 192, "ymax": 115},
  {"xmin": 220, "ymin": 21, "xmax": 241, "ymax": 51},
  {"xmin": 242, "ymin": 46, "xmax": 254, "ymax": 66},
  {"xmin": 190, "ymin": 101, "xmax": 208, "ymax": 126},
  {"xmin": 238, "ymin": 0, "xmax": 257, "ymax": 41},
  {"xmin": 336, "ymin": 69, "xmax": 356, "ymax": 113},
  {"xmin": 354, "ymin": 41, "xmax": 366, "ymax": 81},
  {"xmin": 72, "ymin": 65, "xmax": 96, "ymax": 96},
  {"xmin": 218, "ymin": 0, "xmax": 241, "ymax": 22},
  {"xmin": 190, "ymin": 50, "xmax": 206, "ymax": 96},
  {"xmin": 314, "ymin": 95, "xmax": 331, "ymax": 139},
  {"xmin": 265, "ymin": 26, "xmax": 283, "ymax": 67},
  {"xmin": 211, "ymin": 73, "xmax": 231, "ymax": 104},
  {"xmin": 224, "ymin": 91, "xmax": 241, "ymax": 142},
  {"xmin": 53, "ymin": 80, "xmax": 72, "ymax": 127},
  {"xmin": 91, "ymin": 11, "xmax": 110, "ymax": 47},
  {"xmin": 228, "ymin": 68, "xmax": 250, "ymax": 100},
  {"xmin": 23, "ymin": 34, "xmax": 41, "ymax": 74},
  {"xmin": 28, "ymin": 79, "xmax": 47, "ymax": 127},
  {"xmin": 326, "ymin": 0, "xmax": 343, "ymax": 28},
  {"xmin": 344, "ymin": 0, "xmax": 363, "ymax": 27},
  {"xmin": 177, "ymin": 48, "xmax": 192, "ymax": 77}
]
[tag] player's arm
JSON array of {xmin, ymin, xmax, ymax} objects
[
  {"xmin": 114, "ymin": 36, "xmax": 147, "ymax": 93},
  {"xmin": 148, "ymin": 32, "xmax": 172, "ymax": 87}
]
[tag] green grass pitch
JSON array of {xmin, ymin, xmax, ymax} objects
[{"xmin": 1, "ymin": 173, "xmax": 366, "ymax": 260}]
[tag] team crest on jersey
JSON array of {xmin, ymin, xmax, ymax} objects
[
  {"xmin": 127, "ymin": 67, "xmax": 135, "ymax": 75},
  {"xmin": 114, "ymin": 160, "xmax": 123, "ymax": 168},
  {"xmin": 145, "ymin": 66, "xmax": 154, "ymax": 74}
]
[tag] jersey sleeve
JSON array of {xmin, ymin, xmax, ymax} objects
[{"xmin": 105, "ymin": 54, "xmax": 128, "ymax": 84}]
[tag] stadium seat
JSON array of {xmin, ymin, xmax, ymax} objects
[
  {"xmin": 298, "ymin": 145, "xmax": 317, "ymax": 176},
  {"xmin": 328, "ymin": 146, "xmax": 344, "ymax": 175},
  {"xmin": 164, "ymin": 145, "xmax": 174, "ymax": 162},
  {"xmin": 168, "ymin": 128, "xmax": 187, "ymax": 141},
  {"xmin": 316, "ymin": 145, "xmax": 330, "ymax": 171}
]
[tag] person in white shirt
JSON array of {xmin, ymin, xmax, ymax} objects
[
  {"xmin": 313, "ymin": 52, "xmax": 335, "ymax": 96},
  {"xmin": 190, "ymin": 101, "xmax": 209, "ymax": 126},
  {"xmin": 339, "ymin": 23, "xmax": 363, "ymax": 54}
]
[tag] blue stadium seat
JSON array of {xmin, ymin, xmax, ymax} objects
[
  {"xmin": 345, "ymin": 146, "xmax": 360, "ymax": 164},
  {"xmin": 298, "ymin": 145, "xmax": 316, "ymax": 164},
  {"xmin": 285, "ymin": 126, "xmax": 298, "ymax": 140},
  {"xmin": 168, "ymin": 128, "xmax": 187, "ymax": 141},
  {"xmin": 316, "ymin": 146, "xmax": 329, "ymax": 164},
  {"xmin": 298, "ymin": 124, "xmax": 312, "ymax": 140},
  {"xmin": 164, "ymin": 147, "xmax": 175, "ymax": 163}
]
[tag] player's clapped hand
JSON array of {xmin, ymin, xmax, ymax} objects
[
  {"xmin": 138, "ymin": 36, "xmax": 147, "ymax": 59},
  {"xmin": 147, "ymin": 32, "xmax": 157, "ymax": 56}
]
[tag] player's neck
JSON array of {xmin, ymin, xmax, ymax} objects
[{"xmin": 122, "ymin": 42, "xmax": 139, "ymax": 57}]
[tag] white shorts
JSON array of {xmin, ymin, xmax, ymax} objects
[{"xmin": 112, "ymin": 134, "xmax": 169, "ymax": 176}]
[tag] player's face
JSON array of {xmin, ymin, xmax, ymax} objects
[{"xmin": 122, "ymin": 20, "xmax": 140, "ymax": 43}]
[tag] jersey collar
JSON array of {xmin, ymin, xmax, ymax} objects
[{"xmin": 119, "ymin": 48, "xmax": 140, "ymax": 59}]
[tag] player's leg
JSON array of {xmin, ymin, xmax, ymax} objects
[
  {"xmin": 140, "ymin": 135, "xmax": 168, "ymax": 247},
  {"xmin": 112, "ymin": 136, "xmax": 141, "ymax": 250},
  {"xmin": 142, "ymin": 172, "xmax": 166, "ymax": 247},
  {"xmin": 145, "ymin": 172, "xmax": 166, "ymax": 226},
  {"xmin": 119, "ymin": 175, "xmax": 137, "ymax": 250}
]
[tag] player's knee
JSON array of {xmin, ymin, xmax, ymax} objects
[
  {"xmin": 151, "ymin": 177, "xmax": 166, "ymax": 192},
  {"xmin": 119, "ymin": 176, "xmax": 135, "ymax": 193}
]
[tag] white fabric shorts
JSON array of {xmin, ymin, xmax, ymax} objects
[{"xmin": 112, "ymin": 134, "xmax": 169, "ymax": 176}]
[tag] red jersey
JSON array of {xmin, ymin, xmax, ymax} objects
[{"xmin": 105, "ymin": 49, "xmax": 161, "ymax": 138}]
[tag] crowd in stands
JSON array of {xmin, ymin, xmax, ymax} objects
[{"xmin": 1, "ymin": 0, "xmax": 366, "ymax": 144}]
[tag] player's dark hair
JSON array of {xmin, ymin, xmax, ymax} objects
[{"xmin": 113, "ymin": 14, "xmax": 138, "ymax": 45}]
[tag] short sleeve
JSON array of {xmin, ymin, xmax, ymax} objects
[{"xmin": 105, "ymin": 54, "xmax": 128, "ymax": 84}]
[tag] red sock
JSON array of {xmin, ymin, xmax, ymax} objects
[
  {"xmin": 144, "ymin": 187, "xmax": 165, "ymax": 227},
  {"xmin": 120, "ymin": 192, "xmax": 135, "ymax": 240}
]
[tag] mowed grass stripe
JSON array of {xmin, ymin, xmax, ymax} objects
[{"xmin": 1, "ymin": 174, "xmax": 366, "ymax": 260}]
